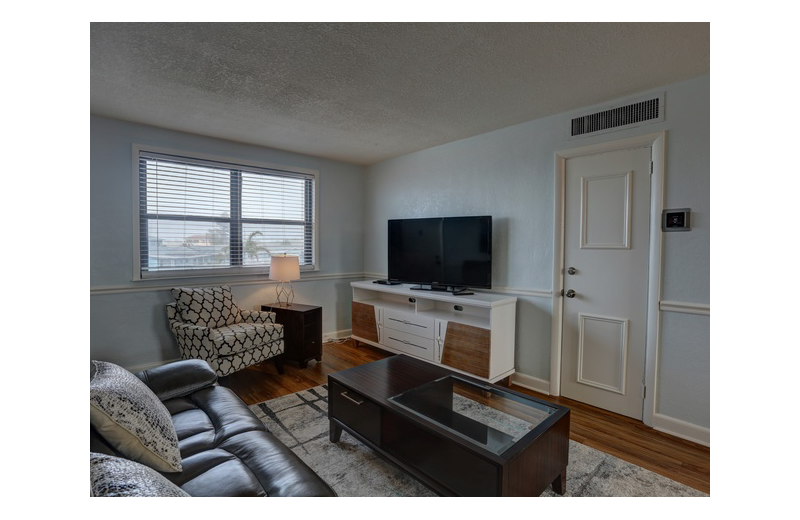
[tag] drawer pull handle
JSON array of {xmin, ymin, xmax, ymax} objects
[
  {"xmin": 389, "ymin": 317, "xmax": 427, "ymax": 329},
  {"xmin": 341, "ymin": 391, "xmax": 364, "ymax": 405},
  {"xmin": 388, "ymin": 336, "xmax": 425, "ymax": 349}
]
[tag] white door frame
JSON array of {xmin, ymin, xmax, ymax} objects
[{"xmin": 550, "ymin": 131, "xmax": 665, "ymax": 427}]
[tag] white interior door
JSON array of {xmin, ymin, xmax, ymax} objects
[{"xmin": 560, "ymin": 146, "xmax": 652, "ymax": 420}]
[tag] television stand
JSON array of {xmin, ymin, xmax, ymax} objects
[
  {"xmin": 350, "ymin": 281, "xmax": 517, "ymax": 383},
  {"xmin": 410, "ymin": 284, "xmax": 473, "ymax": 296}
]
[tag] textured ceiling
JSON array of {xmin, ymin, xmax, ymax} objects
[{"xmin": 90, "ymin": 22, "xmax": 710, "ymax": 166}]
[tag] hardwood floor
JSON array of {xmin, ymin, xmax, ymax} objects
[{"xmin": 218, "ymin": 339, "xmax": 710, "ymax": 494}]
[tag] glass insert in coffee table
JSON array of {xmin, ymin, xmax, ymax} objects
[{"xmin": 389, "ymin": 375, "xmax": 557, "ymax": 455}]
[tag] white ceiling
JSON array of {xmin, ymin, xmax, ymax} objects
[{"xmin": 90, "ymin": 22, "xmax": 710, "ymax": 166}]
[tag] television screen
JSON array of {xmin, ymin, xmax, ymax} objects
[{"xmin": 388, "ymin": 216, "xmax": 491, "ymax": 289}]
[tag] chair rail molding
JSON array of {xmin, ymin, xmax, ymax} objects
[
  {"xmin": 90, "ymin": 272, "xmax": 366, "ymax": 295},
  {"xmin": 659, "ymin": 301, "xmax": 710, "ymax": 316}
]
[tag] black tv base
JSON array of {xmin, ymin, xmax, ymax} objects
[{"xmin": 410, "ymin": 284, "xmax": 474, "ymax": 296}]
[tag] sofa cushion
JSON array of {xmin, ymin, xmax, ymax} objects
[
  {"xmin": 90, "ymin": 452, "xmax": 190, "ymax": 497},
  {"xmin": 166, "ymin": 448, "xmax": 270, "ymax": 497},
  {"xmin": 136, "ymin": 358, "xmax": 218, "ymax": 401},
  {"xmin": 90, "ymin": 360, "xmax": 182, "ymax": 473},
  {"xmin": 158, "ymin": 384, "xmax": 336, "ymax": 496},
  {"xmin": 171, "ymin": 286, "xmax": 241, "ymax": 328},
  {"xmin": 163, "ymin": 385, "xmax": 268, "ymax": 458}
]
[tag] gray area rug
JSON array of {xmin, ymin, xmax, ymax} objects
[{"xmin": 249, "ymin": 385, "xmax": 707, "ymax": 497}]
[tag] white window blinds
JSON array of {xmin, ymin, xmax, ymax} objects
[{"xmin": 137, "ymin": 150, "xmax": 315, "ymax": 278}]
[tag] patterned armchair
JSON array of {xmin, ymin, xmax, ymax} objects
[{"xmin": 167, "ymin": 286, "xmax": 285, "ymax": 377}]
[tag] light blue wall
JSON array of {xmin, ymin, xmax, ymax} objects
[
  {"xmin": 90, "ymin": 75, "xmax": 710, "ymax": 434},
  {"xmin": 363, "ymin": 75, "xmax": 710, "ymax": 430},
  {"xmin": 90, "ymin": 116, "xmax": 365, "ymax": 369}
]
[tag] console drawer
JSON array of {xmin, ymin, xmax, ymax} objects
[
  {"xmin": 383, "ymin": 309, "xmax": 435, "ymax": 338},
  {"xmin": 383, "ymin": 328, "xmax": 435, "ymax": 361},
  {"xmin": 329, "ymin": 381, "xmax": 381, "ymax": 445}
]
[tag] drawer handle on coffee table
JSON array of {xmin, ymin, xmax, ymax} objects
[{"xmin": 341, "ymin": 391, "xmax": 364, "ymax": 405}]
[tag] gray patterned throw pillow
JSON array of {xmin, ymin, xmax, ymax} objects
[
  {"xmin": 90, "ymin": 360, "xmax": 182, "ymax": 473},
  {"xmin": 90, "ymin": 453, "xmax": 190, "ymax": 497},
  {"xmin": 170, "ymin": 286, "xmax": 241, "ymax": 328}
]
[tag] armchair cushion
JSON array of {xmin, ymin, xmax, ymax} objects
[
  {"xmin": 90, "ymin": 360, "xmax": 183, "ymax": 473},
  {"xmin": 211, "ymin": 322, "xmax": 284, "ymax": 356},
  {"xmin": 170, "ymin": 286, "xmax": 241, "ymax": 328}
]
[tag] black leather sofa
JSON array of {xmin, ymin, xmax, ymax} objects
[{"xmin": 90, "ymin": 359, "xmax": 336, "ymax": 497}]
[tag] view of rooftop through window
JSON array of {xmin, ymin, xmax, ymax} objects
[{"xmin": 138, "ymin": 152, "xmax": 314, "ymax": 276}]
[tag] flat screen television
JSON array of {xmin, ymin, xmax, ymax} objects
[{"xmin": 387, "ymin": 216, "xmax": 492, "ymax": 293}]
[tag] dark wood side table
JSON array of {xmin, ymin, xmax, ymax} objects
[{"xmin": 261, "ymin": 303, "xmax": 322, "ymax": 368}]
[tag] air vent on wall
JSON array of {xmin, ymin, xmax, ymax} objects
[{"xmin": 569, "ymin": 94, "xmax": 664, "ymax": 139}]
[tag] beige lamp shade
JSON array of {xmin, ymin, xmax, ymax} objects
[{"xmin": 269, "ymin": 254, "xmax": 300, "ymax": 281}]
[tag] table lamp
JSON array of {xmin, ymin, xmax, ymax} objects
[{"xmin": 269, "ymin": 254, "xmax": 300, "ymax": 306}]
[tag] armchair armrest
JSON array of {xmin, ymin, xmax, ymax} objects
[
  {"xmin": 241, "ymin": 309, "xmax": 276, "ymax": 324},
  {"xmin": 136, "ymin": 359, "xmax": 218, "ymax": 402}
]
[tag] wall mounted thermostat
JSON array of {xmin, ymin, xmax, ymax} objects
[{"xmin": 662, "ymin": 208, "xmax": 691, "ymax": 232}]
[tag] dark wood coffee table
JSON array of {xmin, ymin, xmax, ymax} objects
[{"xmin": 328, "ymin": 355, "xmax": 570, "ymax": 496}]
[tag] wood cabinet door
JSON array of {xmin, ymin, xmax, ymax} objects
[
  {"xmin": 440, "ymin": 321, "xmax": 491, "ymax": 378},
  {"xmin": 352, "ymin": 302, "xmax": 379, "ymax": 343}
]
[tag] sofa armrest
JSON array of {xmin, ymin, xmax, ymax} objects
[{"xmin": 136, "ymin": 359, "xmax": 218, "ymax": 402}]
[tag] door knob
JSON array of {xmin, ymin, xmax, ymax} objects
[
  {"xmin": 565, "ymin": 289, "xmax": 576, "ymax": 298},
  {"xmin": 567, "ymin": 267, "xmax": 577, "ymax": 275}
]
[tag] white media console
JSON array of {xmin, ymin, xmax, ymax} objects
[{"xmin": 350, "ymin": 280, "xmax": 517, "ymax": 383}]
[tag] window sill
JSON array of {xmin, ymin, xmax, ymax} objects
[{"xmin": 134, "ymin": 264, "xmax": 318, "ymax": 282}]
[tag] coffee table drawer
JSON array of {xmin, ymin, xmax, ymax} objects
[{"xmin": 329, "ymin": 381, "xmax": 381, "ymax": 445}]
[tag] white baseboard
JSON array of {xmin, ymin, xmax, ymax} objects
[
  {"xmin": 124, "ymin": 346, "xmax": 709, "ymax": 448},
  {"xmin": 511, "ymin": 372, "xmax": 710, "ymax": 447},
  {"xmin": 122, "ymin": 328, "xmax": 353, "ymax": 373},
  {"xmin": 324, "ymin": 329, "xmax": 352, "ymax": 342},
  {"xmin": 510, "ymin": 372, "xmax": 551, "ymax": 394},
  {"xmin": 652, "ymin": 413, "xmax": 710, "ymax": 447}
]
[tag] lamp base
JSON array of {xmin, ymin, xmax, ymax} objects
[{"xmin": 275, "ymin": 281, "xmax": 295, "ymax": 307}]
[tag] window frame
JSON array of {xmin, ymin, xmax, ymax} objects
[{"xmin": 132, "ymin": 144, "xmax": 319, "ymax": 281}]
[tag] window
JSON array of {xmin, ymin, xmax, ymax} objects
[{"xmin": 135, "ymin": 149, "xmax": 316, "ymax": 279}]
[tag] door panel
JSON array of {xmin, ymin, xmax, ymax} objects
[
  {"xmin": 581, "ymin": 172, "xmax": 631, "ymax": 249},
  {"xmin": 576, "ymin": 313, "xmax": 628, "ymax": 394},
  {"xmin": 560, "ymin": 146, "xmax": 651, "ymax": 420}
]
